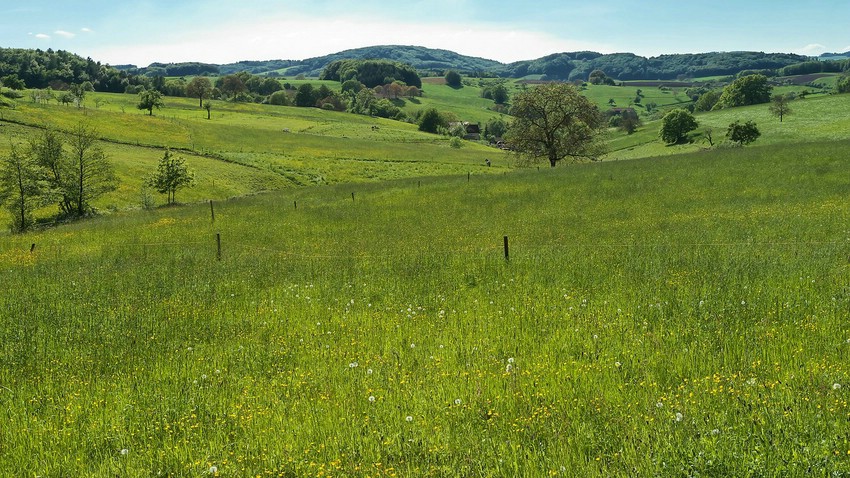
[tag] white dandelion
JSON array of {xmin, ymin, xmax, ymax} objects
[
  {"xmin": 833, "ymin": 383, "xmax": 842, "ymax": 390},
  {"xmin": 406, "ymin": 415, "xmax": 413, "ymax": 422},
  {"xmin": 369, "ymin": 395, "xmax": 376, "ymax": 403}
]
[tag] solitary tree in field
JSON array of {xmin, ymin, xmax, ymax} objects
[
  {"xmin": 445, "ymin": 70, "xmax": 462, "ymax": 88},
  {"xmin": 659, "ymin": 109, "xmax": 698, "ymax": 145},
  {"xmin": 727, "ymin": 120, "xmax": 760, "ymax": 145},
  {"xmin": 506, "ymin": 82, "xmax": 606, "ymax": 167},
  {"xmin": 186, "ymin": 77, "xmax": 212, "ymax": 107},
  {"xmin": 0, "ymin": 144, "xmax": 49, "ymax": 233},
  {"xmin": 147, "ymin": 149, "xmax": 194, "ymax": 205},
  {"xmin": 203, "ymin": 100, "xmax": 212, "ymax": 120},
  {"xmin": 138, "ymin": 89, "xmax": 164, "ymax": 116},
  {"xmin": 769, "ymin": 94, "xmax": 792, "ymax": 122}
]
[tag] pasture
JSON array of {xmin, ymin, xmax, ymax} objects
[{"xmin": 2, "ymin": 135, "xmax": 850, "ymax": 475}]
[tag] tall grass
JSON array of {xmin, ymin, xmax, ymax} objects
[{"xmin": 2, "ymin": 140, "xmax": 850, "ymax": 475}]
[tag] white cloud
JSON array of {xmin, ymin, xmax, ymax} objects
[
  {"xmin": 34, "ymin": 33, "xmax": 50, "ymax": 40},
  {"xmin": 81, "ymin": 27, "xmax": 93, "ymax": 33},
  {"xmin": 54, "ymin": 30, "xmax": 76, "ymax": 39},
  {"xmin": 87, "ymin": 15, "xmax": 613, "ymax": 66},
  {"xmin": 793, "ymin": 43, "xmax": 827, "ymax": 56}
]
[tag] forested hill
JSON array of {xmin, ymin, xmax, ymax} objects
[{"xmin": 169, "ymin": 46, "xmax": 811, "ymax": 81}]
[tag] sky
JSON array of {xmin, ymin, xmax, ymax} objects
[{"xmin": 3, "ymin": 0, "xmax": 850, "ymax": 67}]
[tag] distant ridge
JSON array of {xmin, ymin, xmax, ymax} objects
[{"xmin": 120, "ymin": 45, "xmax": 811, "ymax": 82}]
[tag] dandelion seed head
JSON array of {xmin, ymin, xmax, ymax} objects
[
  {"xmin": 455, "ymin": 398, "xmax": 462, "ymax": 406},
  {"xmin": 369, "ymin": 395, "xmax": 376, "ymax": 402},
  {"xmin": 507, "ymin": 357, "xmax": 515, "ymax": 364},
  {"xmin": 675, "ymin": 412, "xmax": 683, "ymax": 422},
  {"xmin": 615, "ymin": 361, "xmax": 622, "ymax": 368},
  {"xmin": 410, "ymin": 343, "xmax": 415, "ymax": 349},
  {"xmin": 656, "ymin": 402, "xmax": 664, "ymax": 409},
  {"xmin": 505, "ymin": 363, "xmax": 513, "ymax": 373},
  {"xmin": 406, "ymin": 415, "xmax": 413, "ymax": 422},
  {"xmin": 366, "ymin": 368, "xmax": 373, "ymax": 375},
  {"xmin": 833, "ymin": 383, "xmax": 842, "ymax": 390},
  {"xmin": 349, "ymin": 361, "xmax": 358, "ymax": 368},
  {"xmin": 209, "ymin": 465, "xmax": 218, "ymax": 474},
  {"xmin": 120, "ymin": 448, "xmax": 128, "ymax": 456}
]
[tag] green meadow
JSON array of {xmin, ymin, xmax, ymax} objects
[{"xmin": 2, "ymin": 81, "xmax": 850, "ymax": 476}]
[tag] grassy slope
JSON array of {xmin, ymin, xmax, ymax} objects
[{"xmin": 2, "ymin": 139, "xmax": 850, "ymax": 475}]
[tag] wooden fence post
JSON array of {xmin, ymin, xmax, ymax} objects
[
  {"xmin": 216, "ymin": 233, "xmax": 222, "ymax": 261},
  {"xmin": 504, "ymin": 236, "xmax": 510, "ymax": 261},
  {"xmin": 30, "ymin": 243, "xmax": 36, "ymax": 253},
  {"xmin": 210, "ymin": 200, "xmax": 215, "ymax": 223}
]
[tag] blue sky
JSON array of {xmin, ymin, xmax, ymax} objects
[{"xmin": 3, "ymin": 0, "xmax": 849, "ymax": 66}]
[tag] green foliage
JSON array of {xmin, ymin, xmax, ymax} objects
[
  {"xmin": 146, "ymin": 149, "xmax": 194, "ymax": 205},
  {"xmin": 660, "ymin": 109, "xmax": 698, "ymax": 144},
  {"xmin": 694, "ymin": 90, "xmax": 721, "ymax": 112},
  {"xmin": 444, "ymin": 70, "xmax": 462, "ymax": 88},
  {"xmin": 506, "ymin": 82, "xmax": 606, "ymax": 167},
  {"xmin": 769, "ymin": 94, "xmax": 792, "ymax": 122},
  {"xmin": 137, "ymin": 89, "xmax": 164, "ymax": 115},
  {"xmin": 64, "ymin": 123, "xmax": 117, "ymax": 217},
  {"xmin": 417, "ymin": 107, "xmax": 445, "ymax": 133},
  {"xmin": 267, "ymin": 90, "xmax": 290, "ymax": 106},
  {"xmin": 716, "ymin": 74, "xmax": 772, "ymax": 109},
  {"xmin": 0, "ymin": 144, "xmax": 49, "ymax": 232},
  {"xmin": 484, "ymin": 117, "xmax": 508, "ymax": 139},
  {"xmin": 321, "ymin": 59, "xmax": 422, "ymax": 88},
  {"xmin": 294, "ymin": 83, "xmax": 317, "ymax": 107},
  {"xmin": 727, "ymin": 120, "xmax": 761, "ymax": 145},
  {"xmin": 837, "ymin": 75, "xmax": 850, "ymax": 94},
  {"xmin": 186, "ymin": 77, "xmax": 213, "ymax": 107}
]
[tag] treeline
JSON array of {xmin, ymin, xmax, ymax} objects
[
  {"xmin": 0, "ymin": 47, "xmax": 143, "ymax": 93},
  {"xmin": 500, "ymin": 51, "xmax": 812, "ymax": 81}
]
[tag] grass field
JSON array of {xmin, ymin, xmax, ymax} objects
[{"xmin": 2, "ymin": 136, "xmax": 850, "ymax": 475}]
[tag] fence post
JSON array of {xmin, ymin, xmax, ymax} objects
[
  {"xmin": 351, "ymin": 192, "xmax": 355, "ymax": 202},
  {"xmin": 216, "ymin": 233, "xmax": 222, "ymax": 261},
  {"xmin": 210, "ymin": 200, "xmax": 215, "ymax": 223},
  {"xmin": 294, "ymin": 200, "xmax": 297, "ymax": 210},
  {"xmin": 30, "ymin": 243, "xmax": 36, "ymax": 253},
  {"xmin": 504, "ymin": 236, "xmax": 509, "ymax": 261}
]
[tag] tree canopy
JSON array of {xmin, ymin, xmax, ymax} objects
[
  {"xmin": 505, "ymin": 83, "xmax": 606, "ymax": 167},
  {"xmin": 320, "ymin": 59, "xmax": 422, "ymax": 88},
  {"xmin": 660, "ymin": 109, "xmax": 698, "ymax": 145},
  {"xmin": 716, "ymin": 74, "xmax": 772, "ymax": 109}
]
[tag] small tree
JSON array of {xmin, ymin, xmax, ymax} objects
[
  {"xmin": 203, "ymin": 100, "xmax": 212, "ymax": 119},
  {"xmin": 660, "ymin": 109, "xmax": 698, "ymax": 145},
  {"xmin": 65, "ymin": 123, "xmax": 117, "ymax": 217},
  {"xmin": 769, "ymin": 94, "xmax": 792, "ymax": 122},
  {"xmin": 186, "ymin": 77, "xmax": 213, "ymax": 108},
  {"xmin": 138, "ymin": 89, "xmax": 164, "ymax": 116},
  {"xmin": 727, "ymin": 120, "xmax": 760, "ymax": 145},
  {"xmin": 147, "ymin": 149, "xmax": 194, "ymax": 205},
  {"xmin": 837, "ymin": 76, "xmax": 850, "ymax": 94},
  {"xmin": 444, "ymin": 70, "xmax": 462, "ymax": 88},
  {"xmin": 0, "ymin": 144, "xmax": 49, "ymax": 233}
]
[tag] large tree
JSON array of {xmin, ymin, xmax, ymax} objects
[
  {"xmin": 186, "ymin": 77, "xmax": 212, "ymax": 107},
  {"xmin": 716, "ymin": 74, "xmax": 772, "ymax": 109},
  {"xmin": 727, "ymin": 120, "xmax": 760, "ymax": 145},
  {"xmin": 659, "ymin": 109, "xmax": 698, "ymax": 145},
  {"xmin": 0, "ymin": 144, "xmax": 48, "ymax": 232},
  {"xmin": 505, "ymin": 82, "xmax": 605, "ymax": 167},
  {"xmin": 137, "ymin": 89, "xmax": 164, "ymax": 116},
  {"xmin": 65, "ymin": 123, "xmax": 117, "ymax": 217},
  {"xmin": 29, "ymin": 128, "xmax": 72, "ymax": 215}
]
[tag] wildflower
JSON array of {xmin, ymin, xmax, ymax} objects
[
  {"xmin": 454, "ymin": 399, "xmax": 462, "ymax": 406},
  {"xmin": 369, "ymin": 396, "xmax": 376, "ymax": 403},
  {"xmin": 675, "ymin": 412, "xmax": 683, "ymax": 422},
  {"xmin": 505, "ymin": 363, "xmax": 513, "ymax": 373},
  {"xmin": 410, "ymin": 343, "xmax": 415, "ymax": 349},
  {"xmin": 406, "ymin": 415, "xmax": 413, "ymax": 422},
  {"xmin": 366, "ymin": 368, "xmax": 373, "ymax": 375},
  {"xmin": 656, "ymin": 402, "xmax": 664, "ymax": 409},
  {"xmin": 507, "ymin": 357, "xmax": 515, "ymax": 364},
  {"xmin": 349, "ymin": 362, "xmax": 359, "ymax": 368},
  {"xmin": 120, "ymin": 448, "xmax": 128, "ymax": 456},
  {"xmin": 833, "ymin": 383, "xmax": 842, "ymax": 390},
  {"xmin": 209, "ymin": 465, "xmax": 218, "ymax": 474},
  {"xmin": 711, "ymin": 429, "xmax": 720, "ymax": 436}
]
